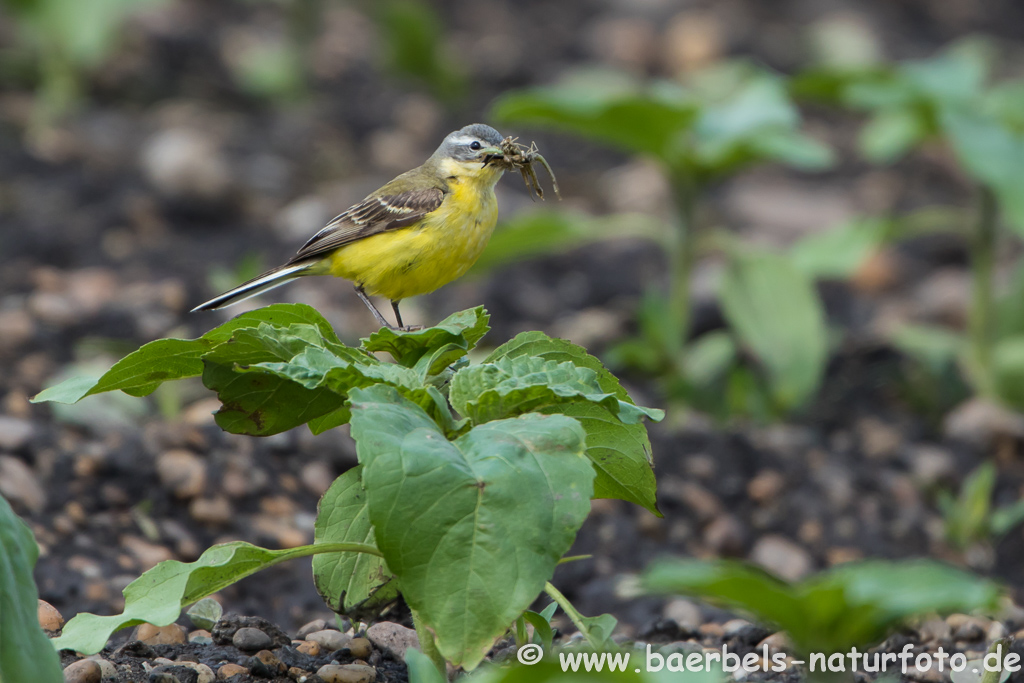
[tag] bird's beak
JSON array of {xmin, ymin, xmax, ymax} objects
[{"xmin": 480, "ymin": 146, "xmax": 504, "ymax": 167}]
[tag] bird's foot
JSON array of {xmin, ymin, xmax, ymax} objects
[{"xmin": 398, "ymin": 324, "xmax": 424, "ymax": 332}]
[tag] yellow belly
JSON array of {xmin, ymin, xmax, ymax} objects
[{"xmin": 325, "ymin": 180, "xmax": 499, "ymax": 301}]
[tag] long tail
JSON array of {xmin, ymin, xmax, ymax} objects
[{"xmin": 191, "ymin": 262, "xmax": 312, "ymax": 312}]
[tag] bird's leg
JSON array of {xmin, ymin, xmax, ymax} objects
[
  {"xmin": 354, "ymin": 285, "xmax": 396, "ymax": 330},
  {"xmin": 391, "ymin": 300, "xmax": 423, "ymax": 332}
]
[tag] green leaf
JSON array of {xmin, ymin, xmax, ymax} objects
[
  {"xmin": 33, "ymin": 304, "xmax": 338, "ymax": 404},
  {"xmin": 185, "ymin": 597, "xmax": 222, "ymax": 632},
  {"xmin": 891, "ymin": 324, "xmax": 965, "ymax": 374},
  {"xmin": 450, "ymin": 356, "xmax": 660, "ymax": 426},
  {"xmin": 362, "ymin": 306, "xmax": 490, "ymax": 378},
  {"xmin": 643, "ymin": 558, "xmax": 1001, "ymax": 655},
  {"xmin": 993, "ymin": 336, "xmax": 1024, "ymax": 412},
  {"xmin": 405, "ymin": 648, "xmax": 448, "ymax": 683},
  {"xmin": 349, "ymin": 385, "xmax": 595, "ymax": 670},
  {"xmin": 0, "ymin": 495, "xmax": 62, "ymax": 682},
  {"xmin": 520, "ymin": 610, "xmax": 554, "ymax": 650},
  {"xmin": 719, "ymin": 250, "xmax": 828, "ymax": 411},
  {"xmin": 859, "ymin": 108, "xmax": 928, "ymax": 163},
  {"xmin": 201, "ymin": 324, "xmax": 348, "ymax": 436},
  {"xmin": 941, "ymin": 109, "xmax": 1024, "ymax": 236},
  {"xmin": 943, "ymin": 463, "xmax": 996, "ymax": 550},
  {"xmin": 990, "ymin": 498, "xmax": 1024, "ymax": 539},
  {"xmin": 492, "ymin": 68, "xmax": 698, "ymax": 162},
  {"xmin": 313, "ymin": 467, "xmax": 398, "ymax": 618},
  {"xmin": 788, "ymin": 217, "xmax": 889, "ymax": 279},
  {"xmin": 51, "ymin": 540, "xmax": 379, "ymax": 655},
  {"xmin": 485, "ymin": 332, "xmax": 661, "ymax": 515},
  {"xmin": 683, "ymin": 331, "xmax": 737, "ymax": 388},
  {"xmin": 377, "ymin": 0, "xmax": 466, "ymax": 103}
]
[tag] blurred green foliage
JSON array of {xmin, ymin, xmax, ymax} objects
[
  {"xmin": 494, "ymin": 63, "xmax": 837, "ymax": 419},
  {"xmin": 798, "ymin": 38, "xmax": 1024, "ymax": 414},
  {"xmin": 643, "ymin": 557, "xmax": 1001, "ymax": 657},
  {"xmin": 939, "ymin": 462, "xmax": 1024, "ymax": 565},
  {"xmin": 375, "ymin": 0, "xmax": 466, "ymax": 105},
  {"xmin": 0, "ymin": 0, "xmax": 166, "ymax": 120}
]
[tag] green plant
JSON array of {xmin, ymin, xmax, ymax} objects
[
  {"xmin": 0, "ymin": 0, "xmax": 166, "ymax": 122},
  {"xmin": 34, "ymin": 304, "xmax": 662, "ymax": 673},
  {"xmin": 492, "ymin": 62, "xmax": 836, "ymax": 418},
  {"xmin": 643, "ymin": 558, "xmax": 1000, "ymax": 666},
  {"xmin": 375, "ymin": 0, "xmax": 466, "ymax": 105},
  {"xmin": 939, "ymin": 462, "xmax": 1024, "ymax": 565},
  {"xmin": 795, "ymin": 38, "xmax": 1024, "ymax": 412},
  {"xmin": 0, "ymin": 494, "xmax": 63, "ymax": 682}
]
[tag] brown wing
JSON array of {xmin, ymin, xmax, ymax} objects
[{"xmin": 287, "ymin": 187, "xmax": 445, "ymax": 264}]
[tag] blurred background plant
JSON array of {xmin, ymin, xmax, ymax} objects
[
  {"xmin": 795, "ymin": 38, "xmax": 1024, "ymax": 417},
  {"xmin": 492, "ymin": 63, "xmax": 841, "ymax": 419}
]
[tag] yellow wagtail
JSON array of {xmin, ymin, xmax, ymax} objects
[{"xmin": 192, "ymin": 124, "xmax": 509, "ymax": 329}]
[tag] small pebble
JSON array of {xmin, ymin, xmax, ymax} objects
[
  {"xmin": 296, "ymin": 640, "xmax": 321, "ymax": 656},
  {"xmin": 150, "ymin": 665, "xmax": 199, "ymax": 683},
  {"xmin": 317, "ymin": 663, "xmax": 377, "ymax": 683},
  {"xmin": 188, "ymin": 629, "xmax": 213, "ymax": 644},
  {"xmin": 233, "ymin": 626, "xmax": 273, "ymax": 652},
  {"xmin": 296, "ymin": 619, "xmax": 328, "ymax": 639},
  {"xmin": 63, "ymin": 659, "xmax": 102, "ymax": 683},
  {"xmin": 86, "ymin": 657, "xmax": 117, "ymax": 681},
  {"xmin": 366, "ymin": 622, "xmax": 418, "ymax": 660},
  {"xmin": 175, "ymin": 662, "xmax": 215, "ymax": 683},
  {"xmin": 38, "ymin": 599, "xmax": 64, "ymax": 632},
  {"xmin": 248, "ymin": 650, "xmax": 286, "ymax": 677},
  {"xmin": 136, "ymin": 623, "xmax": 186, "ymax": 645},
  {"xmin": 307, "ymin": 629, "xmax": 352, "ymax": 652},
  {"xmin": 216, "ymin": 663, "xmax": 247, "ymax": 680},
  {"xmin": 345, "ymin": 637, "xmax": 372, "ymax": 660}
]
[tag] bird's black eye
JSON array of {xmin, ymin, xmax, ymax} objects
[{"xmin": 470, "ymin": 140, "xmax": 482, "ymax": 151}]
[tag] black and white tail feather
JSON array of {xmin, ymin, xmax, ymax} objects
[{"xmin": 190, "ymin": 263, "xmax": 312, "ymax": 312}]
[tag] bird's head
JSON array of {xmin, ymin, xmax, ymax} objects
[{"xmin": 434, "ymin": 124, "xmax": 505, "ymax": 164}]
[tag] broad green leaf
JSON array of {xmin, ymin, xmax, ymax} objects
[
  {"xmin": 313, "ymin": 467, "xmax": 398, "ymax": 618},
  {"xmin": 33, "ymin": 304, "xmax": 338, "ymax": 404},
  {"xmin": 349, "ymin": 385, "xmax": 594, "ymax": 670},
  {"xmin": 492, "ymin": 69, "xmax": 697, "ymax": 162},
  {"xmin": 485, "ymin": 332, "xmax": 661, "ymax": 515},
  {"xmin": 643, "ymin": 558, "xmax": 1001, "ymax": 655},
  {"xmin": 51, "ymin": 540, "xmax": 377, "ymax": 655},
  {"xmin": 788, "ymin": 217, "xmax": 889, "ymax": 279},
  {"xmin": 901, "ymin": 38, "xmax": 992, "ymax": 106},
  {"xmin": 719, "ymin": 250, "xmax": 828, "ymax": 411},
  {"xmin": 891, "ymin": 324, "xmax": 965, "ymax": 373},
  {"xmin": 941, "ymin": 109, "xmax": 1024, "ymax": 236},
  {"xmin": 0, "ymin": 495, "xmax": 62, "ymax": 682},
  {"xmin": 201, "ymin": 325, "xmax": 347, "ymax": 436},
  {"xmin": 993, "ymin": 336, "xmax": 1024, "ymax": 411},
  {"xmin": 450, "ymin": 356, "xmax": 660, "ymax": 426},
  {"xmin": 577, "ymin": 613, "xmax": 618, "ymax": 650},
  {"xmin": 859, "ymin": 108, "xmax": 928, "ymax": 163},
  {"xmin": 362, "ymin": 306, "xmax": 490, "ymax": 377}
]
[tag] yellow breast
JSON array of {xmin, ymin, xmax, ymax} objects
[{"xmin": 327, "ymin": 160, "xmax": 502, "ymax": 301}]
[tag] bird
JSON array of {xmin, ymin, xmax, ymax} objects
[{"xmin": 192, "ymin": 123, "xmax": 510, "ymax": 330}]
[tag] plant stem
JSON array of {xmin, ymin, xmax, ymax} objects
[
  {"xmin": 969, "ymin": 186, "xmax": 999, "ymax": 397},
  {"xmin": 543, "ymin": 582, "xmax": 604, "ymax": 651},
  {"xmin": 411, "ymin": 607, "xmax": 449, "ymax": 680},
  {"xmin": 666, "ymin": 169, "xmax": 700, "ymax": 360}
]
